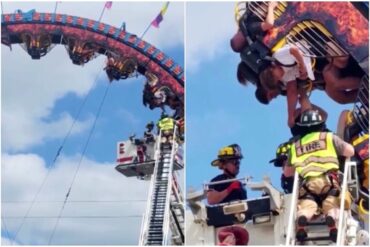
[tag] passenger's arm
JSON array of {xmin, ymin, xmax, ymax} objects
[
  {"xmin": 261, "ymin": 2, "xmax": 278, "ymax": 31},
  {"xmin": 286, "ymin": 80, "xmax": 298, "ymax": 128},
  {"xmin": 289, "ymin": 46, "xmax": 307, "ymax": 79}
]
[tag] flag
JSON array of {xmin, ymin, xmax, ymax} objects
[
  {"xmin": 151, "ymin": 2, "xmax": 170, "ymax": 28},
  {"xmin": 105, "ymin": 1, "xmax": 113, "ymax": 10}
]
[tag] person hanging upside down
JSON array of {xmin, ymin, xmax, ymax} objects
[
  {"xmin": 233, "ymin": 2, "xmax": 279, "ymax": 87},
  {"xmin": 322, "ymin": 56, "xmax": 363, "ymax": 104},
  {"xmin": 231, "ymin": 1, "xmax": 278, "ymax": 53},
  {"xmin": 259, "ymin": 43, "xmax": 315, "ymax": 127}
]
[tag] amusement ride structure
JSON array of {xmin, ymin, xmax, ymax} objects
[{"xmin": 2, "ymin": 5, "xmax": 184, "ymax": 245}]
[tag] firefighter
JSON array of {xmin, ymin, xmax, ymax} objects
[
  {"xmin": 144, "ymin": 121, "xmax": 155, "ymax": 144},
  {"xmin": 157, "ymin": 112, "xmax": 175, "ymax": 144},
  {"xmin": 286, "ymin": 110, "xmax": 354, "ymax": 242},
  {"xmin": 207, "ymin": 144, "xmax": 247, "ymax": 205},
  {"xmin": 270, "ymin": 141, "xmax": 295, "ymax": 194},
  {"xmin": 207, "ymin": 144, "xmax": 248, "ymax": 246}
]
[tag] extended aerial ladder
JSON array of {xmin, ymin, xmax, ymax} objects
[
  {"xmin": 169, "ymin": 172, "xmax": 185, "ymax": 244},
  {"xmin": 115, "ymin": 124, "xmax": 184, "ymax": 245},
  {"xmin": 137, "ymin": 126, "xmax": 184, "ymax": 245}
]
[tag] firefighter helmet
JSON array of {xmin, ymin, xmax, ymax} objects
[
  {"xmin": 297, "ymin": 110, "xmax": 324, "ymax": 127},
  {"xmin": 146, "ymin": 121, "xmax": 154, "ymax": 130},
  {"xmin": 269, "ymin": 141, "xmax": 291, "ymax": 167},
  {"xmin": 211, "ymin": 144, "xmax": 243, "ymax": 167}
]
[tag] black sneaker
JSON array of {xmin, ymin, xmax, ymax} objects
[
  {"xmin": 297, "ymin": 216, "xmax": 308, "ymax": 227},
  {"xmin": 329, "ymin": 228, "xmax": 338, "ymax": 242},
  {"xmin": 296, "ymin": 229, "xmax": 307, "ymax": 242},
  {"xmin": 326, "ymin": 216, "xmax": 337, "ymax": 242},
  {"xmin": 296, "ymin": 216, "xmax": 308, "ymax": 242}
]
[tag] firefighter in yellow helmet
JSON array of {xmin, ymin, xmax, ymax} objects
[
  {"xmin": 207, "ymin": 144, "xmax": 246, "ymax": 205},
  {"xmin": 286, "ymin": 110, "xmax": 354, "ymax": 242},
  {"xmin": 270, "ymin": 140, "xmax": 295, "ymax": 194},
  {"xmin": 207, "ymin": 144, "xmax": 249, "ymax": 246}
]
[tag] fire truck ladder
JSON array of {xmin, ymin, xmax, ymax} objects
[
  {"xmin": 139, "ymin": 126, "xmax": 180, "ymax": 245},
  {"xmin": 285, "ymin": 160, "xmax": 355, "ymax": 245},
  {"xmin": 169, "ymin": 172, "xmax": 185, "ymax": 245}
]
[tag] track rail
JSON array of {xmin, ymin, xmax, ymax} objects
[{"xmin": 1, "ymin": 10, "xmax": 184, "ymax": 98}]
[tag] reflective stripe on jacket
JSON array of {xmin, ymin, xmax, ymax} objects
[{"xmin": 290, "ymin": 132, "xmax": 339, "ymax": 179}]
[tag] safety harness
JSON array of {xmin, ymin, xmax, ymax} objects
[{"xmin": 299, "ymin": 171, "xmax": 341, "ymax": 207}]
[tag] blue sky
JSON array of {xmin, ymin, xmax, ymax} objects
[
  {"xmin": 1, "ymin": 1, "xmax": 183, "ymax": 245},
  {"xmin": 185, "ymin": 2, "xmax": 356, "ymax": 198}
]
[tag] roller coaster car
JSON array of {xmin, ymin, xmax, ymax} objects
[
  {"xmin": 66, "ymin": 37, "xmax": 98, "ymax": 65},
  {"xmin": 21, "ymin": 33, "xmax": 52, "ymax": 59},
  {"xmin": 142, "ymin": 84, "xmax": 182, "ymax": 112},
  {"xmin": 105, "ymin": 56, "xmax": 137, "ymax": 81},
  {"xmin": 145, "ymin": 71, "xmax": 159, "ymax": 87},
  {"xmin": 235, "ymin": 2, "xmax": 369, "ymax": 93}
]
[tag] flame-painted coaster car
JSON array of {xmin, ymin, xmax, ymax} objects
[
  {"xmin": 142, "ymin": 71, "xmax": 184, "ymax": 118},
  {"xmin": 20, "ymin": 32, "xmax": 53, "ymax": 59},
  {"xmin": 65, "ymin": 36, "xmax": 98, "ymax": 65},
  {"xmin": 105, "ymin": 55, "xmax": 137, "ymax": 81},
  {"xmin": 234, "ymin": 1, "xmax": 368, "ymax": 96},
  {"xmin": 115, "ymin": 137, "xmax": 184, "ymax": 179}
]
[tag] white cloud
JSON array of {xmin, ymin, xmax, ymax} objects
[
  {"xmin": 1, "ymin": 153, "xmax": 149, "ymax": 245},
  {"xmin": 2, "ymin": 109, "xmax": 94, "ymax": 152},
  {"xmin": 1, "ymin": 45, "xmax": 98, "ymax": 151},
  {"xmin": 186, "ymin": 2, "xmax": 236, "ymax": 72},
  {"xmin": 1, "ymin": 237, "xmax": 17, "ymax": 246}
]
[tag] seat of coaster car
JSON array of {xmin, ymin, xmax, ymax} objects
[{"xmin": 206, "ymin": 196, "xmax": 271, "ymax": 227}]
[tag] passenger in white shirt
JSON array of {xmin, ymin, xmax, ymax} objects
[{"xmin": 259, "ymin": 44, "xmax": 314, "ymax": 128}]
